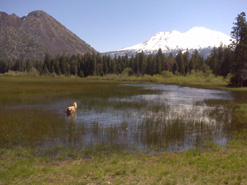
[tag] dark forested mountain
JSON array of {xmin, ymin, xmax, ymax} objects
[{"xmin": 0, "ymin": 10, "xmax": 96, "ymax": 60}]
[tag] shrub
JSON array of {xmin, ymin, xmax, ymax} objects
[
  {"xmin": 122, "ymin": 68, "xmax": 134, "ymax": 76},
  {"xmin": 161, "ymin": 71, "xmax": 173, "ymax": 78}
]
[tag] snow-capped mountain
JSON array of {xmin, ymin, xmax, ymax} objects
[{"xmin": 104, "ymin": 27, "xmax": 232, "ymax": 57}]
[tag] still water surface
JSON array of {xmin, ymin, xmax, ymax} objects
[{"xmin": 45, "ymin": 84, "xmax": 233, "ymax": 152}]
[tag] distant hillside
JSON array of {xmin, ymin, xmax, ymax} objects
[{"xmin": 0, "ymin": 10, "xmax": 96, "ymax": 60}]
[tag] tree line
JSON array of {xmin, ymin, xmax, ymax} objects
[
  {"xmin": 0, "ymin": 49, "xmax": 208, "ymax": 76},
  {"xmin": 0, "ymin": 12, "xmax": 246, "ymax": 86}
]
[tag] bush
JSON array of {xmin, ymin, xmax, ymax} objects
[
  {"xmin": 142, "ymin": 74, "xmax": 152, "ymax": 81},
  {"xmin": 204, "ymin": 70, "xmax": 213, "ymax": 78},
  {"xmin": 226, "ymin": 73, "xmax": 233, "ymax": 85},
  {"xmin": 161, "ymin": 71, "xmax": 173, "ymax": 78},
  {"xmin": 122, "ymin": 68, "xmax": 134, "ymax": 76},
  {"xmin": 4, "ymin": 68, "xmax": 39, "ymax": 77}
]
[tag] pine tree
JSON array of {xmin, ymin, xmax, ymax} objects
[
  {"xmin": 206, "ymin": 47, "xmax": 218, "ymax": 74},
  {"xmin": 0, "ymin": 60, "xmax": 8, "ymax": 73},
  {"xmin": 146, "ymin": 55, "xmax": 153, "ymax": 75},
  {"xmin": 221, "ymin": 47, "xmax": 233, "ymax": 77},
  {"xmin": 165, "ymin": 53, "xmax": 175, "ymax": 71},
  {"xmin": 172, "ymin": 63, "xmax": 178, "ymax": 75},
  {"xmin": 103, "ymin": 56, "xmax": 109, "ymax": 74},
  {"xmin": 155, "ymin": 49, "xmax": 164, "ymax": 74},
  {"xmin": 176, "ymin": 51, "xmax": 185, "ymax": 74},
  {"xmin": 183, "ymin": 49, "xmax": 189, "ymax": 73},
  {"xmin": 26, "ymin": 59, "xmax": 33, "ymax": 72},
  {"xmin": 141, "ymin": 54, "xmax": 147, "ymax": 75},
  {"xmin": 59, "ymin": 55, "xmax": 67, "ymax": 75},
  {"xmin": 189, "ymin": 50, "xmax": 198, "ymax": 72},
  {"xmin": 230, "ymin": 12, "xmax": 247, "ymax": 86}
]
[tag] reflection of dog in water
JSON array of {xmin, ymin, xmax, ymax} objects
[
  {"xmin": 67, "ymin": 102, "xmax": 77, "ymax": 118},
  {"xmin": 67, "ymin": 111, "xmax": 77, "ymax": 118}
]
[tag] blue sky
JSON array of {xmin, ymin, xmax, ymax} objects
[{"xmin": 1, "ymin": 0, "xmax": 247, "ymax": 52}]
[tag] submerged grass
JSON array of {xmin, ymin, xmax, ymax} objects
[{"xmin": 0, "ymin": 107, "xmax": 68, "ymax": 148}]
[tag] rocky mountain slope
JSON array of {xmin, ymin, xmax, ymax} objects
[{"xmin": 0, "ymin": 10, "xmax": 96, "ymax": 60}]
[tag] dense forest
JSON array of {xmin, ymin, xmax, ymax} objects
[{"xmin": 0, "ymin": 12, "xmax": 246, "ymax": 86}]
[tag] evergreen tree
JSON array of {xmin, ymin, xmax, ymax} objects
[
  {"xmin": 26, "ymin": 59, "xmax": 33, "ymax": 72},
  {"xmin": 41, "ymin": 64, "xmax": 49, "ymax": 75},
  {"xmin": 110, "ymin": 58, "xmax": 116, "ymax": 74},
  {"xmin": 172, "ymin": 63, "xmax": 178, "ymax": 75},
  {"xmin": 0, "ymin": 60, "xmax": 8, "ymax": 73},
  {"xmin": 183, "ymin": 49, "xmax": 190, "ymax": 73},
  {"xmin": 54, "ymin": 59, "xmax": 61, "ymax": 75},
  {"xmin": 124, "ymin": 54, "xmax": 129, "ymax": 68},
  {"xmin": 146, "ymin": 55, "xmax": 153, "ymax": 75},
  {"xmin": 221, "ymin": 47, "xmax": 233, "ymax": 77},
  {"xmin": 59, "ymin": 55, "xmax": 67, "ymax": 75},
  {"xmin": 141, "ymin": 54, "xmax": 147, "ymax": 75},
  {"xmin": 166, "ymin": 53, "xmax": 176, "ymax": 71},
  {"xmin": 103, "ymin": 56, "xmax": 109, "ymax": 74},
  {"xmin": 189, "ymin": 50, "xmax": 200, "ymax": 72},
  {"xmin": 151, "ymin": 57, "xmax": 156, "ymax": 75},
  {"xmin": 206, "ymin": 47, "xmax": 218, "ymax": 74},
  {"xmin": 176, "ymin": 51, "xmax": 185, "ymax": 74},
  {"xmin": 70, "ymin": 60, "xmax": 78, "ymax": 76},
  {"xmin": 155, "ymin": 49, "xmax": 164, "ymax": 74},
  {"xmin": 230, "ymin": 12, "xmax": 247, "ymax": 86},
  {"xmin": 133, "ymin": 53, "xmax": 140, "ymax": 74}
]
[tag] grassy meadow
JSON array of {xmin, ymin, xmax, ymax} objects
[
  {"xmin": 0, "ymin": 130, "xmax": 247, "ymax": 184},
  {"xmin": 87, "ymin": 70, "xmax": 231, "ymax": 87},
  {"xmin": 0, "ymin": 75, "xmax": 247, "ymax": 184}
]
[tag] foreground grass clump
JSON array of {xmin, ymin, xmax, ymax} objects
[
  {"xmin": 0, "ymin": 108, "xmax": 67, "ymax": 148},
  {"xmin": 1, "ymin": 131, "xmax": 247, "ymax": 185}
]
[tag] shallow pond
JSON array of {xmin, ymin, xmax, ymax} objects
[
  {"xmin": 47, "ymin": 84, "xmax": 234, "ymax": 152},
  {"xmin": 1, "ymin": 82, "xmax": 240, "ymax": 153}
]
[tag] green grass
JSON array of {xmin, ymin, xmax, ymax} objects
[
  {"xmin": 0, "ymin": 130, "xmax": 247, "ymax": 184},
  {"xmin": 0, "ymin": 108, "xmax": 67, "ymax": 148},
  {"xmin": 0, "ymin": 76, "xmax": 157, "ymax": 105},
  {"xmin": 87, "ymin": 70, "xmax": 229, "ymax": 87},
  {"xmin": 86, "ymin": 72, "xmax": 247, "ymax": 95}
]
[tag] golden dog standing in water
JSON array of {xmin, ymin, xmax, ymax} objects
[{"xmin": 67, "ymin": 102, "xmax": 77, "ymax": 114}]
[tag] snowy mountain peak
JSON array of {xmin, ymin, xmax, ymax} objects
[
  {"xmin": 121, "ymin": 27, "xmax": 231, "ymax": 52},
  {"xmin": 187, "ymin": 26, "xmax": 210, "ymax": 32},
  {"xmin": 104, "ymin": 27, "xmax": 232, "ymax": 57}
]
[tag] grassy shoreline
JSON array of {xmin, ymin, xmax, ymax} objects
[
  {"xmin": 86, "ymin": 73, "xmax": 247, "ymax": 92},
  {"xmin": 2, "ymin": 71, "xmax": 247, "ymax": 91},
  {"xmin": 1, "ymin": 130, "xmax": 247, "ymax": 184}
]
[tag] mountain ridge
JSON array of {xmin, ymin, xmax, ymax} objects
[
  {"xmin": 104, "ymin": 27, "xmax": 232, "ymax": 57},
  {"xmin": 0, "ymin": 10, "xmax": 96, "ymax": 60}
]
